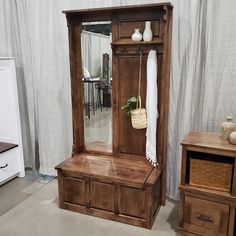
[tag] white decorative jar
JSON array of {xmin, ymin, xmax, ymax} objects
[
  {"xmin": 143, "ymin": 21, "xmax": 153, "ymax": 41},
  {"xmin": 229, "ymin": 131, "xmax": 236, "ymax": 145},
  {"xmin": 131, "ymin": 29, "xmax": 142, "ymax": 41},
  {"xmin": 221, "ymin": 116, "xmax": 235, "ymax": 140}
]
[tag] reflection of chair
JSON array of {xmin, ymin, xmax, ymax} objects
[
  {"xmin": 83, "ymin": 67, "xmax": 101, "ymax": 118},
  {"xmin": 95, "ymin": 79, "xmax": 112, "ymax": 111},
  {"xmin": 83, "ymin": 77, "xmax": 100, "ymax": 118}
]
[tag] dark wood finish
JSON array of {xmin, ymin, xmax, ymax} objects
[
  {"xmin": 111, "ymin": 39, "xmax": 163, "ymax": 47},
  {"xmin": 57, "ymin": 154, "xmax": 152, "ymax": 185},
  {"xmin": 90, "ymin": 181, "xmax": 114, "ymax": 211},
  {"xmin": 111, "ymin": 17, "xmax": 119, "ymax": 156},
  {"xmin": 56, "ymin": 3, "xmax": 173, "ymax": 228},
  {"xmin": 67, "ymin": 21, "xmax": 85, "ymax": 154},
  {"xmin": 152, "ymin": 177, "xmax": 161, "ymax": 215},
  {"xmin": 118, "ymin": 55, "xmax": 147, "ymax": 156},
  {"xmin": 179, "ymin": 131, "xmax": 236, "ymax": 235},
  {"xmin": 232, "ymin": 157, "xmax": 236, "ymax": 196},
  {"xmin": 178, "ymin": 191, "xmax": 184, "ymax": 229},
  {"xmin": 56, "ymin": 153, "xmax": 162, "ymax": 228},
  {"xmin": 179, "ymin": 185, "xmax": 236, "ymax": 204},
  {"xmin": 119, "ymin": 186, "xmax": 145, "ymax": 218},
  {"xmin": 86, "ymin": 141, "xmax": 112, "ymax": 154},
  {"xmin": 228, "ymin": 206, "xmax": 235, "ymax": 236},
  {"xmin": 64, "ymin": 176, "xmax": 86, "ymax": 205},
  {"xmin": 0, "ymin": 142, "xmax": 18, "ymax": 154},
  {"xmin": 63, "ymin": 3, "xmax": 174, "ymax": 14},
  {"xmin": 112, "ymin": 6, "xmax": 172, "ymax": 162},
  {"xmin": 183, "ymin": 196, "xmax": 229, "ymax": 236},
  {"xmin": 159, "ymin": 5, "xmax": 173, "ymax": 205},
  {"xmin": 180, "ymin": 146, "xmax": 187, "ymax": 185}
]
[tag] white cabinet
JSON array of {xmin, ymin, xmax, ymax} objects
[{"xmin": 0, "ymin": 58, "xmax": 25, "ymax": 184}]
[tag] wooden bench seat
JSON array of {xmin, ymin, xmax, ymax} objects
[
  {"xmin": 55, "ymin": 153, "xmax": 163, "ymax": 228},
  {"xmin": 57, "ymin": 154, "xmax": 153, "ymax": 185}
]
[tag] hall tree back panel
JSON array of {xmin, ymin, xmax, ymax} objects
[{"xmin": 56, "ymin": 3, "xmax": 173, "ymax": 228}]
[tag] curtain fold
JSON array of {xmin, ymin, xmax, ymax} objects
[
  {"xmin": 23, "ymin": 0, "xmax": 73, "ymax": 175},
  {"xmin": 0, "ymin": 0, "xmax": 36, "ymax": 170}
]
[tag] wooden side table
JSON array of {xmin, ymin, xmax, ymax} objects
[{"xmin": 179, "ymin": 131, "xmax": 236, "ymax": 236}]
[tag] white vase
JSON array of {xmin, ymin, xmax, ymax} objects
[
  {"xmin": 221, "ymin": 116, "xmax": 235, "ymax": 140},
  {"xmin": 143, "ymin": 21, "xmax": 153, "ymax": 41},
  {"xmin": 131, "ymin": 29, "xmax": 142, "ymax": 41},
  {"xmin": 229, "ymin": 131, "xmax": 236, "ymax": 145}
]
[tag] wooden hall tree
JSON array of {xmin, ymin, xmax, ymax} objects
[{"xmin": 56, "ymin": 3, "xmax": 173, "ymax": 229}]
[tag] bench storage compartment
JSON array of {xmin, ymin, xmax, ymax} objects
[{"xmin": 56, "ymin": 154, "xmax": 162, "ymax": 228}]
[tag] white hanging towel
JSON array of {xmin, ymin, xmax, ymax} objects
[{"xmin": 146, "ymin": 50, "xmax": 158, "ymax": 167}]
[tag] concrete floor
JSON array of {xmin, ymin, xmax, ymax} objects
[{"xmin": 0, "ymin": 176, "xmax": 180, "ymax": 236}]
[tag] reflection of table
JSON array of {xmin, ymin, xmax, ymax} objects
[{"xmin": 83, "ymin": 77, "xmax": 100, "ymax": 118}]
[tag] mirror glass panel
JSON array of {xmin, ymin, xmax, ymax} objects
[{"xmin": 81, "ymin": 21, "xmax": 112, "ymax": 153}]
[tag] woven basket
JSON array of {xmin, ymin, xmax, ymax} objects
[
  {"xmin": 131, "ymin": 96, "xmax": 147, "ymax": 129},
  {"xmin": 189, "ymin": 157, "xmax": 233, "ymax": 192}
]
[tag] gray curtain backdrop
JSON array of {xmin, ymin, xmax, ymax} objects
[{"xmin": 0, "ymin": 0, "xmax": 236, "ymax": 200}]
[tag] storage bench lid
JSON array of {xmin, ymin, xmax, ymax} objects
[{"xmin": 56, "ymin": 153, "xmax": 154, "ymax": 185}]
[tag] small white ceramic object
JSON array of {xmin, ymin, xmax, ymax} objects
[
  {"xmin": 143, "ymin": 21, "xmax": 153, "ymax": 41},
  {"xmin": 221, "ymin": 116, "xmax": 235, "ymax": 140},
  {"xmin": 229, "ymin": 131, "xmax": 236, "ymax": 145},
  {"xmin": 131, "ymin": 29, "xmax": 142, "ymax": 41}
]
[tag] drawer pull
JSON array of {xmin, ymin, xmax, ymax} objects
[
  {"xmin": 197, "ymin": 214, "xmax": 213, "ymax": 223},
  {"xmin": 0, "ymin": 164, "xmax": 8, "ymax": 169}
]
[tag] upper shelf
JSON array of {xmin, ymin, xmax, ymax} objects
[{"xmin": 111, "ymin": 38, "xmax": 163, "ymax": 46}]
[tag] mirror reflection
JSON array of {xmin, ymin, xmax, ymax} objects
[{"xmin": 81, "ymin": 21, "xmax": 112, "ymax": 153}]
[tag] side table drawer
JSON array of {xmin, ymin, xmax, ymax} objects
[
  {"xmin": 0, "ymin": 149, "xmax": 20, "ymax": 182},
  {"xmin": 183, "ymin": 196, "xmax": 229, "ymax": 236}
]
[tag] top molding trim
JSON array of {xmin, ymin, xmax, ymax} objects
[{"xmin": 62, "ymin": 2, "xmax": 173, "ymax": 15}]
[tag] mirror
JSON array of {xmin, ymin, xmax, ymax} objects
[{"xmin": 81, "ymin": 21, "xmax": 112, "ymax": 153}]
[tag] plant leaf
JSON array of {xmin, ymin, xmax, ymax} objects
[
  {"xmin": 121, "ymin": 96, "xmax": 138, "ymax": 115},
  {"xmin": 128, "ymin": 96, "xmax": 137, "ymax": 103}
]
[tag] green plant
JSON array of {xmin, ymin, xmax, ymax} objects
[{"xmin": 121, "ymin": 96, "xmax": 138, "ymax": 115}]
